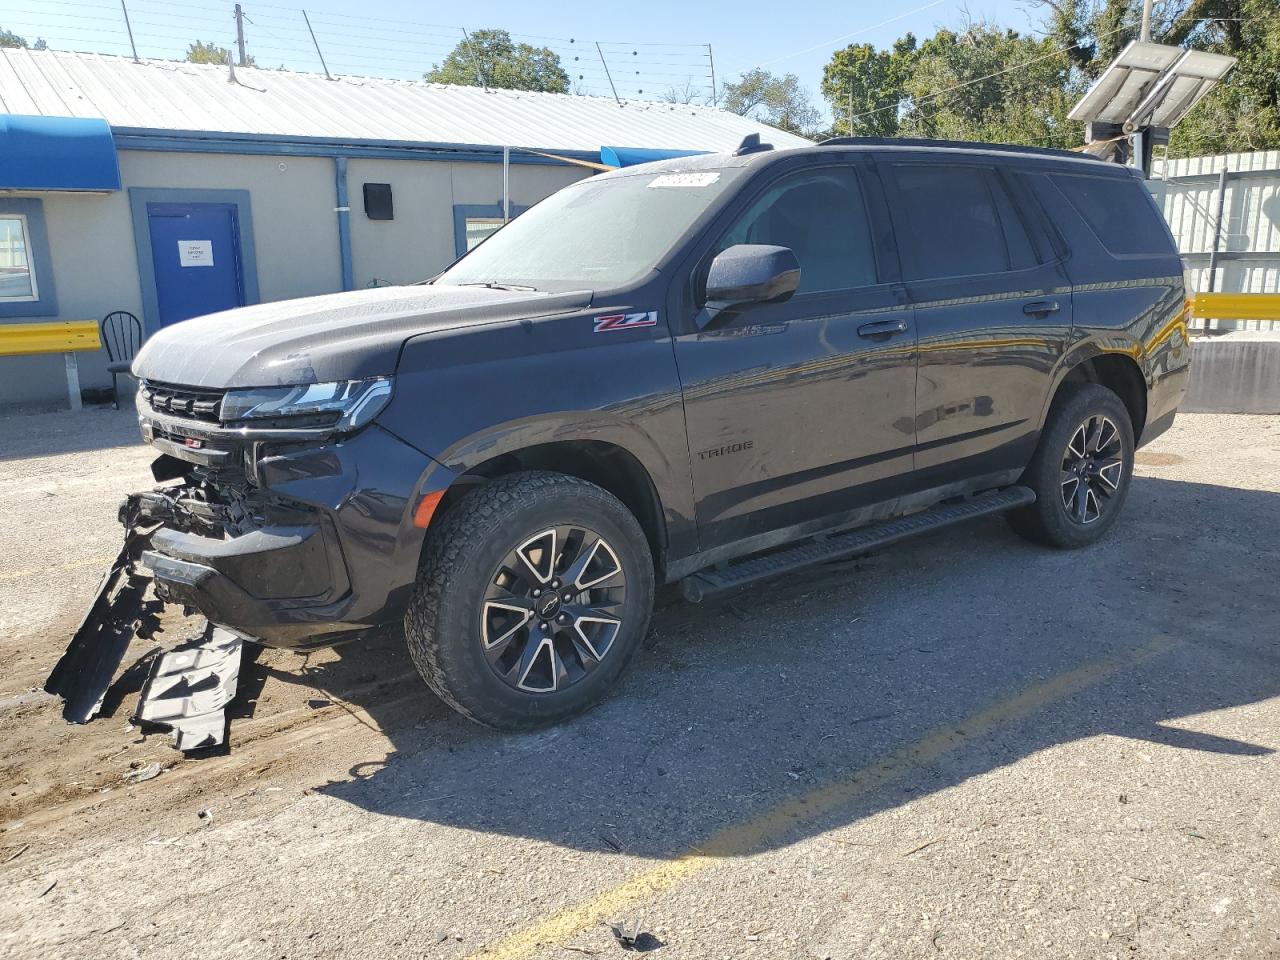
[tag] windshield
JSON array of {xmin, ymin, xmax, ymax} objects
[{"xmin": 437, "ymin": 168, "xmax": 738, "ymax": 291}]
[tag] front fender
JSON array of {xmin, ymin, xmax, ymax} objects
[{"xmin": 378, "ymin": 312, "xmax": 696, "ymax": 557}]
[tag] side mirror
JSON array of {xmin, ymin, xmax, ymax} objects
[{"xmin": 698, "ymin": 244, "xmax": 801, "ymax": 329}]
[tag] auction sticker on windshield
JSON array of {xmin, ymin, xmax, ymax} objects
[{"xmin": 648, "ymin": 172, "xmax": 720, "ymax": 188}]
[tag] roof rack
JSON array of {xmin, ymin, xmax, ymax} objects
[{"xmin": 817, "ymin": 136, "xmax": 1103, "ymax": 161}]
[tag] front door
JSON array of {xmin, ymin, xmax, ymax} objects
[
  {"xmin": 672, "ymin": 161, "xmax": 918, "ymax": 551},
  {"xmin": 146, "ymin": 202, "xmax": 245, "ymax": 328}
]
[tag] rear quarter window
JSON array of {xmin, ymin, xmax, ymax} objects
[{"xmin": 1050, "ymin": 173, "xmax": 1175, "ymax": 257}]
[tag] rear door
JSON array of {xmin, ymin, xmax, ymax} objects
[
  {"xmin": 672, "ymin": 158, "xmax": 918, "ymax": 550},
  {"xmin": 880, "ymin": 159, "xmax": 1073, "ymax": 487}
]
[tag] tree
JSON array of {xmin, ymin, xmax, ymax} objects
[
  {"xmin": 819, "ymin": 19, "xmax": 1086, "ymax": 148},
  {"xmin": 897, "ymin": 24, "xmax": 1082, "ymax": 148},
  {"xmin": 662, "ymin": 77, "xmax": 702, "ymax": 105},
  {"xmin": 1, "ymin": 27, "xmax": 29, "ymax": 49},
  {"xmin": 426, "ymin": 29, "xmax": 568, "ymax": 93},
  {"xmin": 720, "ymin": 68, "xmax": 821, "ymax": 137},
  {"xmin": 185, "ymin": 40, "xmax": 255, "ymax": 66},
  {"xmin": 821, "ymin": 36, "xmax": 917, "ymax": 137}
]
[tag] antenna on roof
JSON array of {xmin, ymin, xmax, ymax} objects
[
  {"xmin": 301, "ymin": 10, "xmax": 333, "ymax": 81},
  {"xmin": 596, "ymin": 42, "xmax": 622, "ymax": 107},
  {"xmin": 733, "ymin": 133, "xmax": 772, "ymax": 156},
  {"xmin": 119, "ymin": 0, "xmax": 141, "ymax": 64},
  {"xmin": 461, "ymin": 29, "xmax": 489, "ymax": 93}
]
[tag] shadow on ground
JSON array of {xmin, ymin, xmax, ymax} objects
[{"xmin": 242, "ymin": 476, "xmax": 1280, "ymax": 859}]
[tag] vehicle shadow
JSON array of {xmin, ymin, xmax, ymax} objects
[{"xmin": 283, "ymin": 475, "xmax": 1278, "ymax": 860}]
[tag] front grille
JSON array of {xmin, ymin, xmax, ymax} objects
[{"xmin": 142, "ymin": 381, "xmax": 225, "ymax": 423}]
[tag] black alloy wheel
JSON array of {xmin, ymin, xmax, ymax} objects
[
  {"xmin": 481, "ymin": 526, "xmax": 627, "ymax": 693},
  {"xmin": 1059, "ymin": 414, "xmax": 1126, "ymax": 525},
  {"xmin": 1007, "ymin": 382, "xmax": 1135, "ymax": 549},
  {"xmin": 405, "ymin": 471, "xmax": 654, "ymax": 729}
]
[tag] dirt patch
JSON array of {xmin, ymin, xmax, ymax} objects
[{"xmin": 1135, "ymin": 450, "xmax": 1186, "ymax": 466}]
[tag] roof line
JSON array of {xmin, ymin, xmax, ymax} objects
[{"xmin": 109, "ymin": 127, "xmax": 609, "ymax": 164}]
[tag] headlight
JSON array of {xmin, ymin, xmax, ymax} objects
[{"xmin": 220, "ymin": 377, "xmax": 393, "ymax": 432}]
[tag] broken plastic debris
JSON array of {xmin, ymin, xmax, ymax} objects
[
  {"xmin": 135, "ymin": 623, "xmax": 243, "ymax": 751},
  {"xmin": 123, "ymin": 761, "xmax": 161, "ymax": 783},
  {"xmin": 606, "ymin": 919, "xmax": 662, "ymax": 952}
]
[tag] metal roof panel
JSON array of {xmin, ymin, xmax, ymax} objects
[{"xmin": 0, "ymin": 48, "xmax": 812, "ymax": 155}]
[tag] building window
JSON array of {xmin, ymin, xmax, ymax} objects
[
  {"xmin": 0, "ymin": 198, "xmax": 57, "ymax": 318},
  {"xmin": 465, "ymin": 217, "xmax": 505, "ymax": 251},
  {"xmin": 0, "ymin": 215, "xmax": 37, "ymax": 302}
]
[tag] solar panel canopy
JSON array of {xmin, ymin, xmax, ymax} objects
[{"xmin": 1069, "ymin": 40, "xmax": 1235, "ymax": 130}]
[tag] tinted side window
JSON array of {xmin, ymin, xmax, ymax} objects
[
  {"xmin": 718, "ymin": 167, "xmax": 877, "ymax": 293},
  {"xmin": 890, "ymin": 164, "xmax": 1036, "ymax": 280},
  {"xmin": 1051, "ymin": 173, "xmax": 1175, "ymax": 257}
]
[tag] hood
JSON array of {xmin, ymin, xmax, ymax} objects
[{"xmin": 132, "ymin": 284, "xmax": 592, "ymax": 389}]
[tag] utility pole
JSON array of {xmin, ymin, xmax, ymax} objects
[
  {"xmin": 119, "ymin": 0, "xmax": 140, "ymax": 63},
  {"xmin": 234, "ymin": 3, "xmax": 247, "ymax": 67},
  {"xmin": 848, "ymin": 83, "xmax": 853, "ymax": 136},
  {"xmin": 1140, "ymin": 0, "xmax": 1154, "ymax": 41}
]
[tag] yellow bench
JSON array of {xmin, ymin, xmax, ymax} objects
[{"xmin": 0, "ymin": 321, "xmax": 103, "ymax": 411}]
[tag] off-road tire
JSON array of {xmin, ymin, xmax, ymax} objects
[
  {"xmin": 1008, "ymin": 383, "xmax": 1136, "ymax": 549},
  {"xmin": 405, "ymin": 471, "xmax": 654, "ymax": 729}
]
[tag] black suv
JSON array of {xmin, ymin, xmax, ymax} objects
[{"xmin": 120, "ymin": 137, "xmax": 1189, "ymax": 727}]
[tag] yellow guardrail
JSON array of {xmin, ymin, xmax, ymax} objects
[
  {"xmin": 0, "ymin": 321, "xmax": 102, "ymax": 411},
  {"xmin": 1190, "ymin": 292, "xmax": 1280, "ymax": 322},
  {"xmin": 0, "ymin": 320, "xmax": 101, "ymax": 357}
]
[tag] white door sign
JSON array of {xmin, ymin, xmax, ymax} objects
[{"xmin": 178, "ymin": 240, "xmax": 215, "ymax": 267}]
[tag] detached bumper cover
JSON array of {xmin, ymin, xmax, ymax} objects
[{"xmin": 44, "ymin": 499, "xmax": 160, "ymax": 723}]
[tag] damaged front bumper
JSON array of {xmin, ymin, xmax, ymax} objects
[{"xmin": 45, "ymin": 416, "xmax": 450, "ymax": 744}]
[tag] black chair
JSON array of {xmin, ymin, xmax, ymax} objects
[{"xmin": 101, "ymin": 311, "xmax": 142, "ymax": 410}]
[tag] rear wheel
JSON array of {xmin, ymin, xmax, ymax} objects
[
  {"xmin": 1008, "ymin": 383, "xmax": 1135, "ymax": 549},
  {"xmin": 405, "ymin": 471, "xmax": 654, "ymax": 728}
]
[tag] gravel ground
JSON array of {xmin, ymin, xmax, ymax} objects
[{"xmin": 0, "ymin": 409, "xmax": 1277, "ymax": 960}]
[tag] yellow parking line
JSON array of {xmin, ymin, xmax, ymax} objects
[
  {"xmin": 0, "ymin": 554, "xmax": 115, "ymax": 584},
  {"xmin": 466, "ymin": 635, "xmax": 1178, "ymax": 960}
]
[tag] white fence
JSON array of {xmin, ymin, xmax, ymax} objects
[{"xmin": 1150, "ymin": 149, "xmax": 1280, "ymax": 331}]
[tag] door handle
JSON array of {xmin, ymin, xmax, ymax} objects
[
  {"xmin": 858, "ymin": 318, "xmax": 909, "ymax": 338},
  {"xmin": 1022, "ymin": 299, "xmax": 1060, "ymax": 317}
]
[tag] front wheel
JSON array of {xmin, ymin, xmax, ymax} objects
[
  {"xmin": 1008, "ymin": 383, "xmax": 1136, "ymax": 549},
  {"xmin": 405, "ymin": 471, "xmax": 655, "ymax": 729}
]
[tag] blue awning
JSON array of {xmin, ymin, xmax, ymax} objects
[
  {"xmin": 599, "ymin": 145, "xmax": 709, "ymax": 168},
  {"xmin": 0, "ymin": 115, "xmax": 121, "ymax": 191}
]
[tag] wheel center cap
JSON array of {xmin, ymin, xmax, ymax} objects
[{"xmin": 537, "ymin": 593, "xmax": 562, "ymax": 620}]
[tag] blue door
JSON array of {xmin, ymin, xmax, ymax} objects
[{"xmin": 147, "ymin": 202, "xmax": 245, "ymax": 328}]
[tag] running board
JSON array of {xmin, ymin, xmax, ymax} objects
[{"xmin": 679, "ymin": 485, "xmax": 1036, "ymax": 602}]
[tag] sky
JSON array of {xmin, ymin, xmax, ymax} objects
[{"xmin": 3, "ymin": 0, "xmax": 1042, "ymax": 120}]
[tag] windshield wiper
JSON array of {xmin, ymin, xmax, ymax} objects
[{"xmin": 456, "ymin": 281, "xmax": 540, "ymax": 292}]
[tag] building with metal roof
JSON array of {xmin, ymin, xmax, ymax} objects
[{"xmin": 0, "ymin": 48, "xmax": 807, "ymax": 409}]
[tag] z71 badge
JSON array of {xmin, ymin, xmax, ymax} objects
[{"xmin": 593, "ymin": 311, "xmax": 658, "ymax": 333}]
